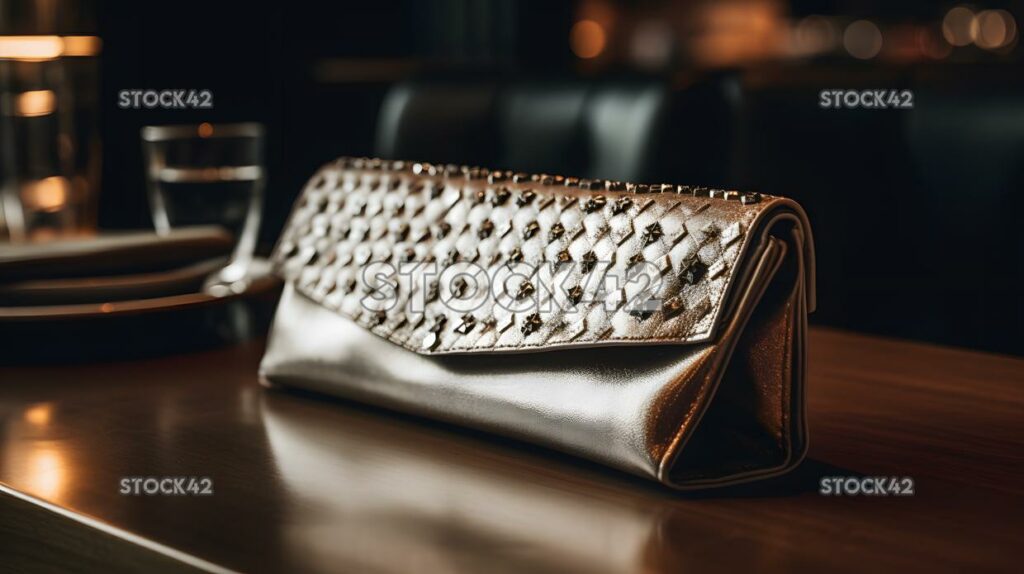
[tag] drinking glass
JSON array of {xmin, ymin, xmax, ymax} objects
[{"xmin": 141, "ymin": 122, "xmax": 265, "ymax": 292}]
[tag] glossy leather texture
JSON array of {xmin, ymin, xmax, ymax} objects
[{"xmin": 261, "ymin": 158, "xmax": 815, "ymax": 489}]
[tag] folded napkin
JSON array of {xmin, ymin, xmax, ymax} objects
[{"xmin": 0, "ymin": 226, "xmax": 234, "ymax": 306}]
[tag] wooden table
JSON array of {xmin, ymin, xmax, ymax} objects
[{"xmin": 1, "ymin": 327, "xmax": 1021, "ymax": 573}]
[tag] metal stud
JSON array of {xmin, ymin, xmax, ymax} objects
[
  {"xmin": 507, "ymin": 248, "xmax": 524, "ymax": 264},
  {"xmin": 567, "ymin": 285, "xmax": 584, "ymax": 305},
  {"xmin": 454, "ymin": 314, "xmax": 476, "ymax": 334},
  {"xmin": 580, "ymin": 251, "xmax": 598, "ymax": 273},
  {"xmin": 425, "ymin": 281, "xmax": 440, "ymax": 302},
  {"xmin": 641, "ymin": 222, "xmax": 664, "ymax": 246},
  {"xmin": 435, "ymin": 222, "xmax": 451, "ymax": 239},
  {"xmin": 521, "ymin": 313, "xmax": 543, "ymax": 336},
  {"xmin": 611, "ymin": 196, "xmax": 633, "ymax": 215},
  {"xmin": 516, "ymin": 189, "xmax": 536, "ymax": 206},
  {"xmin": 451, "ymin": 277, "xmax": 469, "ymax": 299},
  {"xmin": 663, "ymin": 296, "xmax": 686, "ymax": 319},
  {"xmin": 412, "ymin": 162, "xmax": 435, "ymax": 175},
  {"xmin": 740, "ymin": 192, "xmax": 762, "ymax": 205},
  {"xmin": 515, "ymin": 280, "xmax": 535, "ymax": 300},
  {"xmin": 478, "ymin": 220, "xmax": 494, "ymax": 239},
  {"xmin": 428, "ymin": 314, "xmax": 447, "ymax": 333},
  {"xmin": 549, "ymin": 222, "xmax": 565, "ymax": 241},
  {"xmin": 491, "ymin": 187, "xmax": 511, "ymax": 205},
  {"xmin": 371, "ymin": 310, "xmax": 388, "ymax": 326},
  {"xmin": 629, "ymin": 306, "xmax": 654, "ymax": 322},
  {"xmin": 582, "ymin": 195, "xmax": 607, "ymax": 213},
  {"xmin": 556, "ymin": 249, "xmax": 572, "ymax": 265},
  {"xmin": 522, "ymin": 220, "xmax": 540, "ymax": 240},
  {"xmin": 679, "ymin": 258, "xmax": 708, "ymax": 285},
  {"xmin": 441, "ymin": 249, "xmax": 460, "ymax": 267}
]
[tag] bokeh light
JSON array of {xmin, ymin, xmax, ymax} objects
[
  {"xmin": 942, "ymin": 6, "xmax": 978, "ymax": 47},
  {"xmin": 792, "ymin": 15, "xmax": 838, "ymax": 56},
  {"xmin": 570, "ymin": 20, "xmax": 607, "ymax": 59},
  {"xmin": 844, "ymin": 20, "xmax": 883, "ymax": 59},
  {"xmin": 975, "ymin": 9, "xmax": 1017, "ymax": 50}
]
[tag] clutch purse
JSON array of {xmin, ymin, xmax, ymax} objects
[{"xmin": 260, "ymin": 157, "xmax": 816, "ymax": 489}]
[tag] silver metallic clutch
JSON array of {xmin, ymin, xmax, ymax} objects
[{"xmin": 260, "ymin": 157, "xmax": 816, "ymax": 489}]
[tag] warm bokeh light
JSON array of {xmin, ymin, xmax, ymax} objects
[
  {"xmin": 0, "ymin": 35, "xmax": 64, "ymax": 61},
  {"xmin": 942, "ymin": 6, "xmax": 978, "ymax": 47},
  {"xmin": 15, "ymin": 90, "xmax": 55, "ymax": 117},
  {"xmin": 24, "ymin": 404, "xmax": 53, "ymax": 426},
  {"xmin": 198, "ymin": 122, "xmax": 215, "ymax": 138},
  {"xmin": 26, "ymin": 445, "xmax": 66, "ymax": 499},
  {"xmin": 570, "ymin": 19, "xmax": 607, "ymax": 59},
  {"xmin": 21, "ymin": 176, "xmax": 70, "ymax": 212},
  {"xmin": 61, "ymin": 35, "xmax": 102, "ymax": 57},
  {"xmin": 792, "ymin": 15, "xmax": 838, "ymax": 56},
  {"xmin": 844, "ymin": 20, "xmax": 883, "ymax": 59},
  {"xmin": 975, "ymin": 10, "xmax": 1017, "ymax": 50},
  {"xmin": 691, "ymin": 1, "xmax": 785, "ymax": 67},
  {"xmin": 629, "ymin": 19, "xmax": 674, "ymax": 69}
]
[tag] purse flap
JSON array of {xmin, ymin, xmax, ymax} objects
[{"xmin": 272, "ymin": 158, "xmax": 804, "ymax": 355}]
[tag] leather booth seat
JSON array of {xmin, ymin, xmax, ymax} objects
[{"xmin": 375, "ymin": 76, "xmax": 740, "ymax": 185}]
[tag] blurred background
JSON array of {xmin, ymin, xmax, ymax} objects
[{"xmin": 1, "ymin": 0, "xmax": 1022, "ymax": 355}]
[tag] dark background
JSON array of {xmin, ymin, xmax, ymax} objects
[{"xmin": 26, "ymin": 0, "xmax": 1024, "ymax": 354}]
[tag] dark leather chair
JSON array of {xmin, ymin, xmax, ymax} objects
[{"xmin": 374, "ymin": 76, "xmax": 739, "ymax": 184}]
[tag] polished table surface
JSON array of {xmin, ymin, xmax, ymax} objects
[{"xmin": 0, "ymin": 327, "xmax": 1022, "ymax": 573}]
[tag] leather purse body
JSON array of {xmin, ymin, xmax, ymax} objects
[{"xmin": 260, "ymin": 158, "xmax": 816, "ymax": 489}]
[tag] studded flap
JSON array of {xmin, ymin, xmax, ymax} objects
[{"xmin": 272, "ymin": 158, "xmax": 781, "ymax": 355}]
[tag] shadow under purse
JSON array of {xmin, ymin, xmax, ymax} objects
[{"xmin": 260, "ymin": 158, "xmax": 816, "ymax": 490}]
